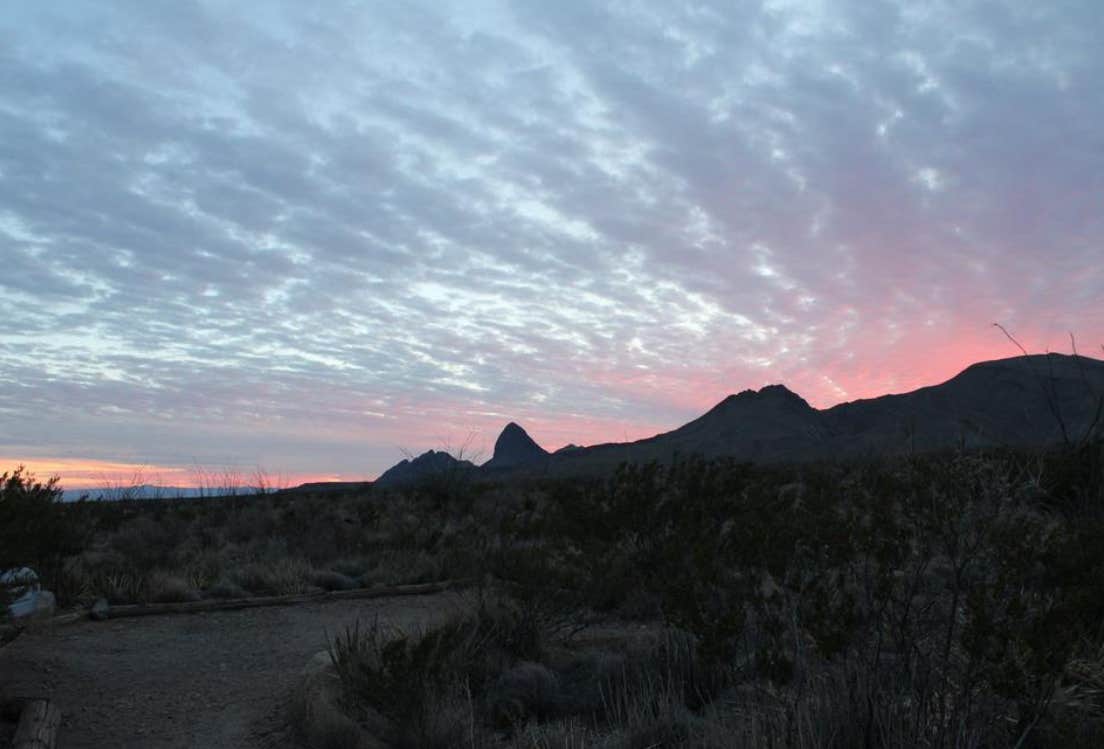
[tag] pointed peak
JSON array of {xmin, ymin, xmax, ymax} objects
[{"xmin": 484, "ymin": 421, "xmax": 549, "ymax": 469}]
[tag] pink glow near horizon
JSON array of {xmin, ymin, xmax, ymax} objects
[
  {"xmin": 2, "ymin": 457, "xmax": 358, "ymax": 493},
  {"xmin": 14, "ymin": 330, "xmax": 1090, "ymax": 490},
  {"xmin": 9, "ymin": 314, "xmax": 1102, "ymax": 489}
]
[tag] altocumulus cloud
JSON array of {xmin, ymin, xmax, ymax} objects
[{"xmin": 1, "ymin": 0, "xmax": 1102, "ymax": 480}]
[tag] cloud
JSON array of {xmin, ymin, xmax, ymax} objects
[{"xmin": 1, "ymin": 0, "xmax": 1102, "ymax": 481}]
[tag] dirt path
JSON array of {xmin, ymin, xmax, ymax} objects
[{"xmin": 0, "ymin": 591, "xmax": 469, "ymax": 748}]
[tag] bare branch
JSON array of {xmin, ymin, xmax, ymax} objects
[
  {"xmin": 993, "ymin": 323, "xmax": 1070, "ymax": 445},
  {"xmin": 993, "ymin": 322, "xmax": 1029, "ymax": 357}
]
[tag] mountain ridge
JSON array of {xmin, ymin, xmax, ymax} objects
[{"xmin": 367, "ymin": 353, "xmax": 1104, "ymax": 486}]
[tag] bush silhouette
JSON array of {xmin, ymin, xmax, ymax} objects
[{"xmin": 0, "ymin": 466, "xmax": 87, "ymax": 608}]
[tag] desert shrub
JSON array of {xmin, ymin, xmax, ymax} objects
[
  {"xmin": 351, "ymin": 496, "xmax": 382, "ymax": 528},
  {"xmin": 0, "ymin": 466, "xmax": 64, "ymax": 568},
  {"xmin": 109, "ymin": 513, "xmax": 184, "ymax": 570},
  {"xmin": 0, "ymin": 466, "xmax": 88, "ymax": 606},
  {"xmin": 418, "ymin": 459, "xmax": 481, "ymax": 511},
  {"xmin": 224, "ymin": 503, "xmax": 277, "ymax": 544},
  {"xmin": 487, "ymin": 661, "xmax": 561, "ymax": 726},
  {"xmin": 329, "ymin": 616, "xmax": 486, "ymax": 747},
  {"xmin": 329, "ymin": 596, "xmax": 545, "ymax": 746}
]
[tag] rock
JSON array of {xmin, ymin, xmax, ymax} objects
[
  {"xmin": 91, "ymin": 598, "xmax": 110, "ymax": 621},
  {"xmin": 311, "ymin": 570, "xmax": 360, "ymax": 592},
  {"xmin": 32, "ymin": 591, "xmax": 55, "ymax": 619},
  {"xmin": 3, "ymin": 568, "xmax": 43, "ymax": 620},
  {"xmin": 1, "ymin": 567, "xmax": 39, "ymax": 588}
]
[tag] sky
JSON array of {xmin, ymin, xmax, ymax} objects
[{"xmin": 2, "ymin": 1, "xmax": 1103, "ymax": 488}]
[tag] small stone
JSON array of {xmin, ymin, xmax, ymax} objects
[{"xmin": 90, "ymin": 598, "xmax": 110, "ymax": 621}]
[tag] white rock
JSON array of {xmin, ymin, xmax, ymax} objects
[
  {"xmin": 91, "ymin": 597, "xmax": 110, "ymax": 621},
  {"xmin": 2, "ymin": 567, "xmax": 42, "ymax": 620},
  {"xmin": 33, "ymin": 590, "xmax": 56, "ymax": 619},
  {"xmin": 1, "ymin": 567, "xmax": 39, "ymax": 586}
]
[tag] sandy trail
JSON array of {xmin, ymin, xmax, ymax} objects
[{"xmin": 0, "ymin": 592, "xmax": 467, "ymax": 748}]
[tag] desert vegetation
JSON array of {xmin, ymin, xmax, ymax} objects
[
  {"xmin": 308, "ymin": 441, "xmax": 1104, "ymax": 748},
  {"xmin": 0, "ymin": 467, "xmax": 86, "ymax": 613},
  {"xmin": 5, "ymin": 434, "xmax": 1104, "ymax": 747}
]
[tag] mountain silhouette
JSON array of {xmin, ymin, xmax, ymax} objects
[
  {"xmin": 374, "ymin": 449, "xmax": 476, "ymax": 488},
  {"xmin": 482, "ymin": 422, "xmax": 549, "ymax": 470},
  {"xmin": 370, "ymin": 354, "xmax": 1104, "ymax": 483},
  {"xmin": 533, "ymin": 354, "xmax": 1104, "ymax": 476},
  {"xmin": 819, "ymin": 353, "xmax": 1104, "ymax": 454}
]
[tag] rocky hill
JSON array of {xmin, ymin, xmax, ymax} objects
[{"xmin": 373, "ymin": 450, "xmax": 476, "ymax": 488}]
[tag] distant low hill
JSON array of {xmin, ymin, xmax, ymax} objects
[
  {"xmin": 373, "ymin": 353, "xmax": 1104, "ymax": 486},
  {"xmin": 373, "ymin": 450, "xmax": 477, "ymax": 489},
  {"xmin": 62, "ymin": 485, "xmax": 206, "ymax": 502}
]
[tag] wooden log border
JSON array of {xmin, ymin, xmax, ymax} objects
[
  {"xmin": 12, "ymin": 700, "xmax": 61, "ymax": 749},
  {"xmin": 0, "ymin": 623, "xmax": 24, "ymax": 647},
  {"xmin": 51, "ymin": 578, "xmax": 473, "ymax": 623}
]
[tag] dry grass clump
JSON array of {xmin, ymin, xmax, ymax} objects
[
  {"xmin": 231, "ymin": 558, "xmax": 315, "ymax": 596},
  {"xmin": 504, "ymin": 719, "xmax": 593, "ymax": 749},
  {"xmin": 96, "ymin": 571, "xmax": 149, "ymax": 605},
  {"xmin": 147, "ymin": 572, "xmax": 201, "ymax": 603}
]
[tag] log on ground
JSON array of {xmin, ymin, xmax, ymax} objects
[{"xmin": 12, "ymin": 700, "xmax": 61, "ymax": 749}]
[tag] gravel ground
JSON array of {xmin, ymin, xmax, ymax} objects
[{"xmin": 0, "ymin": 591, "xmax": 469, "ymax": 748}]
